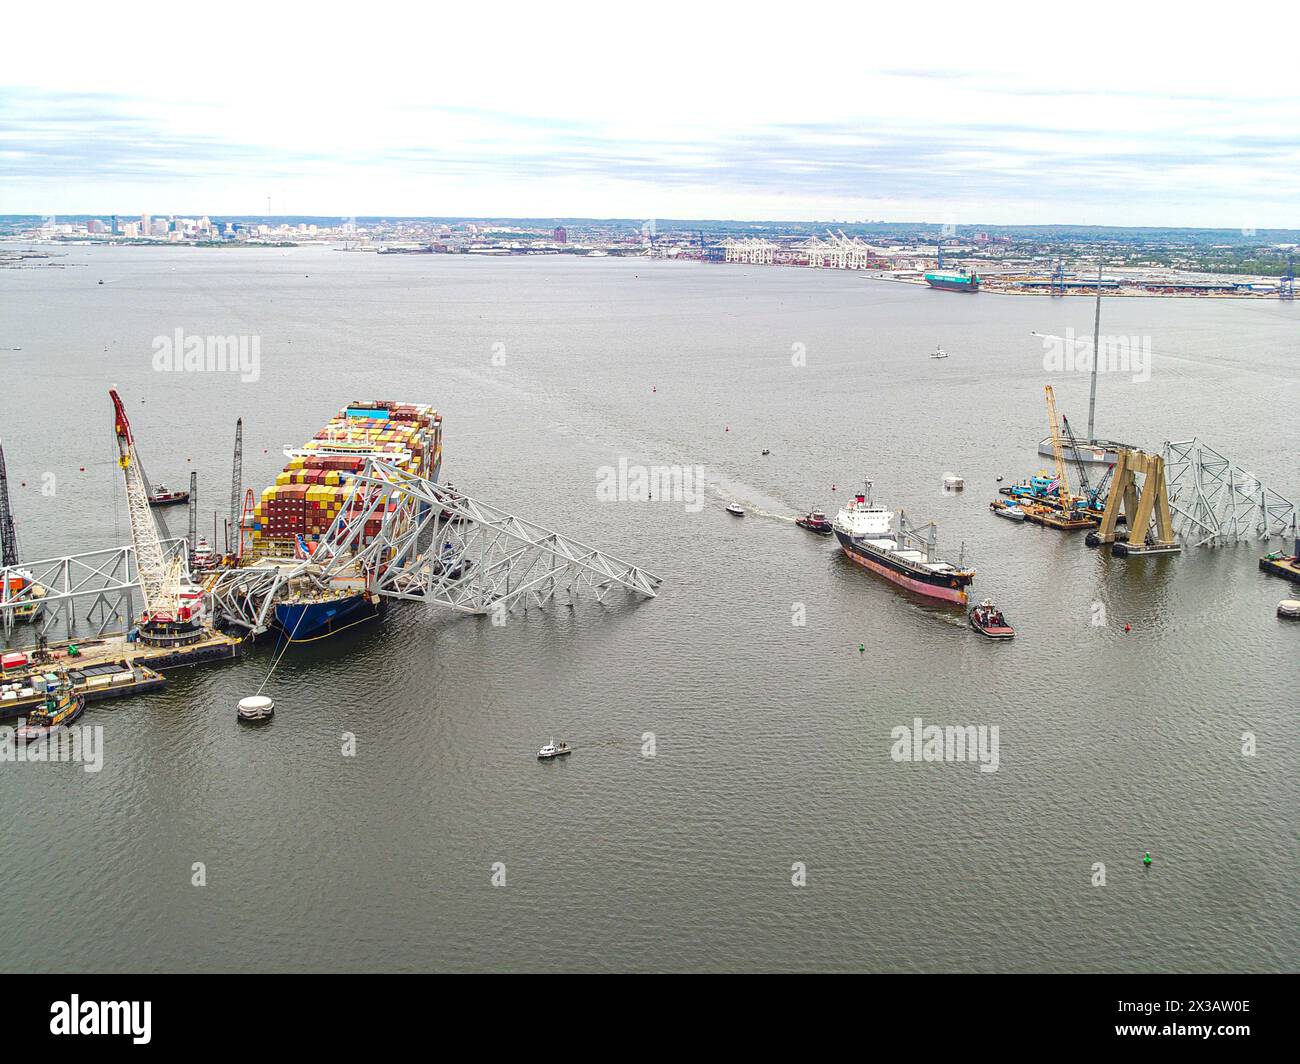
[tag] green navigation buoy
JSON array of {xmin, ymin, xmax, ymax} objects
[
  {"xmin": 1143, "ymin": 852, "xmax": 1152, "ymax": 867},
  {"xmin": 858, "ymin": 644, "xmax": 865, "ymax": 654}
]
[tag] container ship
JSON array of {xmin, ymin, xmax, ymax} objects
[
  {"xmin": 832, "ymin": 481, "xmax": 974, "ymax": 605},
  {"xmin": 924, "ymin": 268, "xmax": 980, "ymax": 293},
  {"xmin": 248, "ymin": 400, "xmax": 442, "ymax": 641}
]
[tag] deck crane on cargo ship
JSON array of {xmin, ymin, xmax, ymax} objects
[{"xmin": 109, "ymin": 389, "xmax": 204, "ymax": 646}]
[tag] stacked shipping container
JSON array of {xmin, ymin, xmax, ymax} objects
[{"xmin": 249, "ymin": 401, "xmax": 442, "ymax": 557}]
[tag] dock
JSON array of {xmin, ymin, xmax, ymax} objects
[{"xmin": 0, "ymin": 628, "xmax": 243, "ymax": 721}]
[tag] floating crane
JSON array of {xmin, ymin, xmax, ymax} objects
[
  {"xmin": 1023, "ymin": 386, "xmax": 1098, "ymax": 531},
  {"xmin": 109, "ymin": 389, "xmax": 202, "ymax": 645}
]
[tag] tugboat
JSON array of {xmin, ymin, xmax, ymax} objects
[
  {"xmin": 537, "ymin": 739, "xmax": 572, "ymax": 760},
  {"xmin": 725, "ymin": 503, "xmax": 745, "ymax": 517},
  {"xmin": 16, "ymin": 679, "xmax": 85, "ymax": 743},
  {"xmin": 968, "ymin": 599, "xmax": 1015, "ymax": 639},
  {"xmin": 832, "ymin": 480, "xmax": 975, "ymax": 605},
  {"xmin": 795, "ymin": 508, "xmax": 834, "ymax": 535},
  {"xmin": 930, "ymin": 345, "xmax": 949, "ymax": 359},
  {"xmin": 147, "ymin": 482, "xmax": 189, "ymax": 507}
]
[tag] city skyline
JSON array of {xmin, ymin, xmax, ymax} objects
[{"xmin": 3, "ymin": 3, "xmax": 1298, "ymax": 227}]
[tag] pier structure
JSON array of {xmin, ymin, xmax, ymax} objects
[{"xmin": 205, "ymin": 460, "xmax": 662, "ymax": 635}]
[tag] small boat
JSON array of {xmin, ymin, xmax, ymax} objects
[
  {"xmin": 943, "ymin": 475, "xmax": 964, "ymax": 492},
  {"xmin": 930, "ymin": 345, "xmax": 949, "ymax": 359},
  {"xmin": 969, "ymin": 599, "xmax": 1015, "ymax": 639},
  {"xmin": 761, "ymin": 448, "xmax": 771, "ymax": 456},
  {"xmin": 725, "ymin": 503, "xmax": 745, "ymax": 516},
  {"xmin": 148, "ymin": 483, "xmax": 189, "ymax": 506},
  {"xmin": 16, "ymin": 682, "xmax": 85, "ymax": 743},
  {"xmin": 991, "ymin": 501, "xmax": 1026, "ymax": 522},
  {"xmin": 1278, "ymin": 599, "xmax": 1300, "ymax": 620},
  {"xmin": 795, "ymin": 508, "xmax": 833, "ymax": 535},
  {"xmin": 237, "ymin": 695, "xmax": 274, "ymax": 722},
  {"xmin": 538, "ymin": 739, "xmax": 572, "ymax": 760}
]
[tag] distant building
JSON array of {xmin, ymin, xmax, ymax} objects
[
  {"xmin": 87, "ymin": 219, "xmax": 106, "ymax": 234},
  {"xmin": 111, "ymin": 215, "xmax": 120, "ymax": 235},
  {"xmin": 553, "ymin": 226, "xmax": 567, "ymax": 244}
]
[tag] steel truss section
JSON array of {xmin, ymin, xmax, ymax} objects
[
  {"xmin": 0, "ymin": 539, "xmax": 189, "ymax": 639},
  {"xmin": 1163, "ymin": 438, "xmax": 1298, "ymax": 547},
  {"xmin": 204, "ymin": 461, "xmax": 662, "ymax": 630}
]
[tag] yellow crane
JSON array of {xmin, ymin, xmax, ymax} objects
[{"xmin": 1043, "ymin": 385, "xmax": 1077, "ymax": 511}]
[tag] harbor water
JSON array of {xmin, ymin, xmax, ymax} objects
[{"xmin": 0, "ymin": 245, "xmax": 1296, "ymax": 972}]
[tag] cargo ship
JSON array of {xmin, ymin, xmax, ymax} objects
[
  {"xmin": 248, "ymin": 401, "xmax": 443, "ymax": 642},
  {"xmin": 924, "ymin": 268, "xmax": 980, "ymax": 293},
  {"xmin": 832, "ymin": 481, "xmax": 974, "ymax": 605}
]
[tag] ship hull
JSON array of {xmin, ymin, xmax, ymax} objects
[
  {"xmin": 924, "ymin": 276, "xmax": 979, "ymax": 293},
  {"xmin": 835, "ymin": 531, "xmax": 971, "ymax": 605},
  {"xmin": 273, "ymin": 595, "xmax": 383, "ymax": 642}
]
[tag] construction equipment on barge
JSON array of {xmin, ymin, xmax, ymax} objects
[{"xmin": 110, "ymin": 389, "xmax": 207, "ymax": 646}]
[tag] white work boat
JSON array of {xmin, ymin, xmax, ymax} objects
[
  {"xmin": 538, "ymin": 739, "xmax": 572, "ymax": 760},
  {"xmin": 725, "ymin": 503, "xmax": 745, "ymax": 516}
]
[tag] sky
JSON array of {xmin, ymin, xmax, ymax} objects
[{"xmin": 3, "ymin": 1, "xmax": 1298, "ymax": 227}]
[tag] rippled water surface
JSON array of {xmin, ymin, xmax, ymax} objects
[{"xmin": 1, "ymin": 246, "xmax": 1296, "ymax": 972}]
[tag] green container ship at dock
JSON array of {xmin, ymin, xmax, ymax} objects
[{"xmin": 924, "ymin": 268, "xmax": 980, "ymax": 292}]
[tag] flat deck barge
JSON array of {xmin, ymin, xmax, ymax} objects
[
  {"xmin": 1259, "ymin": 553, "xmax": 1300, "ymax": 583},
  {"xmin": 0, "ymin": 629, "xmax": 243, "ymax": 721}
]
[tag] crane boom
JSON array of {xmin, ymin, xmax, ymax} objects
[
  {"xmin": 0, "ymin": 439, "xmax": 18, "ymax": 568},
  {"xmin": 229, "ymin": 417, "xmax": 243, "ymax": 553},
  {"xmin": 1044, "ymin": 385, "xmax": 1073, "ymax": 506},
  {"xmin": 110, "ymin": 389, "xmax": 182, "ymax": 622}
]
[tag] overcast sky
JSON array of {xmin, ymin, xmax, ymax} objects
[{"xmin": 4, "ymin": 1, "xmax": 1298, "ymax": 226}]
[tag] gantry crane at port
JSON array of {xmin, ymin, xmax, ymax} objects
[{"xmin": 109, "ymin": 388, "xmax": 193, "ymax": 644}]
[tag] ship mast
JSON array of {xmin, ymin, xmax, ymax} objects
[{"xmin": 110, "ymin": 389, "xmax": 182, "ymax": 624}]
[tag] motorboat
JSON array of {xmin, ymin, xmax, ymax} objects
[{"xmin": 538, "ymin": 739, "xmax": 572, "ymax": 760}]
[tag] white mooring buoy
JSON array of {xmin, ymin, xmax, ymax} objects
[{"xmin": 237, "ymin": 695, "xmax": 275, "ymax": 722}]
